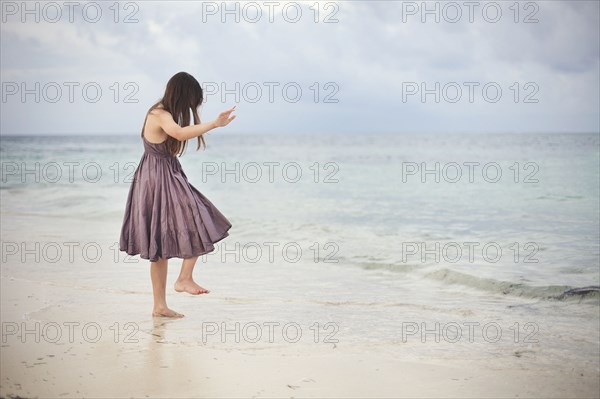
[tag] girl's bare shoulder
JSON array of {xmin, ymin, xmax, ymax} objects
[{"xmin": 149, "ymin": 104, "xmax": 167, "ymax": 114}]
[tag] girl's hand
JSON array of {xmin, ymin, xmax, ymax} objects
[{"xmin": 214, "ymin": 106, "xmax": 237, "ymax": 128}]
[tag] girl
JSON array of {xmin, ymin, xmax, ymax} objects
[{"xmin": 119, "ymin": 72, "xmax": 237, "ymax": 318}]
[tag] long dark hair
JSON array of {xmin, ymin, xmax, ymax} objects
[{"xmin": 145, "ymin": 72, "xmax": 206, "ymax": 157}]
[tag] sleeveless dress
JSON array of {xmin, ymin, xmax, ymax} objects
[{"xmin": 119, "ymin": 116, "xmax": 232, "ymax": 262}]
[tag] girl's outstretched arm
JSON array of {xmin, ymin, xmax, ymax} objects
[{"xmin": 156, "ymin": 106, "xmax": 237, "ymax": 141}]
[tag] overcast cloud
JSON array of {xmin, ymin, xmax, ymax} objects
[{"xmin": 1, "ymin": 0, "xmax": 598, "ymax": 135}]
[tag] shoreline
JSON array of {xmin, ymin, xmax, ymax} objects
[{"xmin": 2, "ymin": 275, "xmax": 599, "ymax": 398}]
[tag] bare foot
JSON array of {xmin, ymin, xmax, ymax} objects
[
  {"xmin": 174, "ymin": 279, "xmax": 210, "ymax": 295},
  {"xmin": 152, "ymin": 306, "xmax": 184, "ymax": 318}
]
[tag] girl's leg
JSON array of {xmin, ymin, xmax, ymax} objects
[
  {"xmin": 174, "ymin": 256, "xmax": 210, "ymax": 295},
  {"xmin": 151, "ymin": 257, "xmax": 184, "ymax": 317}
]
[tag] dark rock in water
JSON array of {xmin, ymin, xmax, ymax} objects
[{"xmin": 555, "ymin": 286, "xmax": 600, "ymax": 300}]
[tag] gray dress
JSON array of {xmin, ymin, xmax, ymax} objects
[{"xmin": 119, "ymin": 124, "xmax": 231, "ymax": 262}]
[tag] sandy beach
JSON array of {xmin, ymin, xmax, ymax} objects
[
  {"xmin": 2, "ymin": 274, "xmax": 598, "ymax": 399},
  {"xmin": 2, "ymin": 0, "xmax": 600, "ymax": 397},
  {"xmin": 1, "ymin": 132, "xmax": 599, "ymax": 397}
]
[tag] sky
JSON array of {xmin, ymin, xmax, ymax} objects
[{"xmin": 0, "ymin": 0, "xmax": 599, "ymax": 135}]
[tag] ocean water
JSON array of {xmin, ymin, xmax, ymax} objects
[{"xmin": 1, "ymin": 132, "xmax": 599, "ymax": 368}]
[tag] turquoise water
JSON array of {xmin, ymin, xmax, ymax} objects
[
  {"xmin": 1, "ymin": 132, "xmax": 599, "ymax": 366},
  {"xmin": 2, "ymin": 132, "xmax": 598, "ymax": 290}
]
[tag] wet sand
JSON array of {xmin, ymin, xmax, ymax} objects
[{"xmin": 1, "ymin": 276, "xmax": 598, "ymax": 399}]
